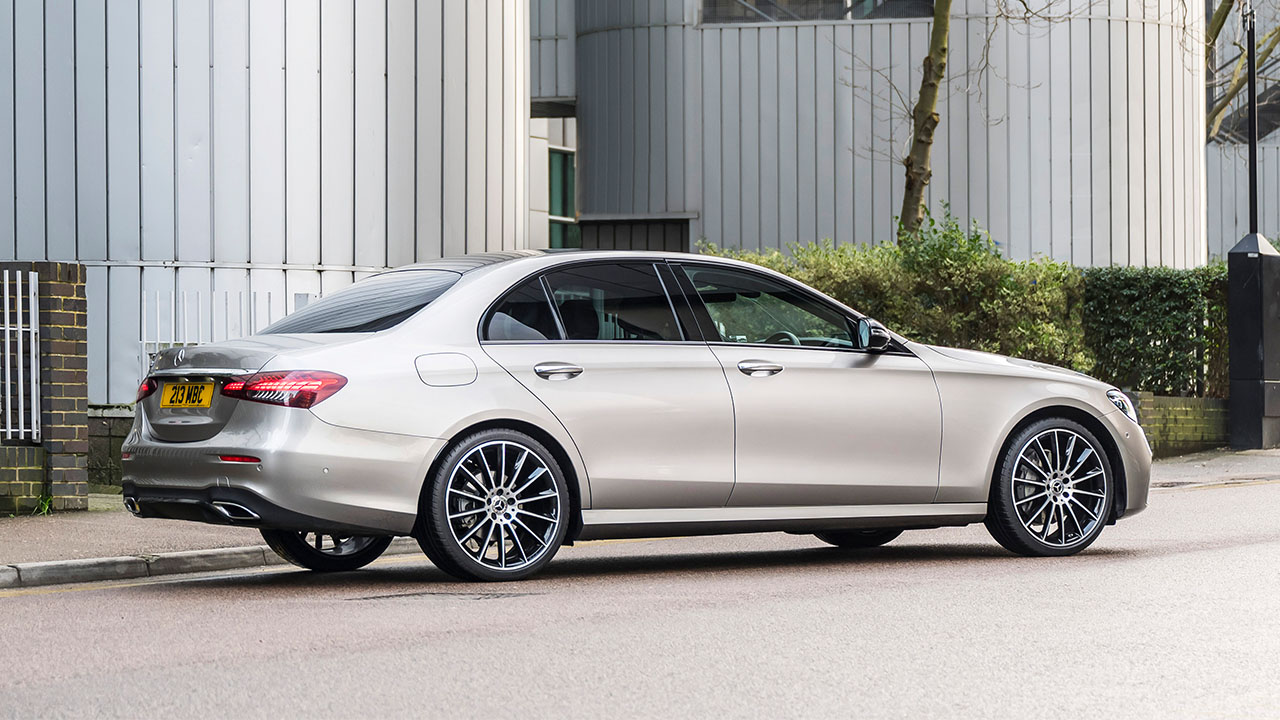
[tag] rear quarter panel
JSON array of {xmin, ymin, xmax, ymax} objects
[{"xmin": 270, "ymin": 274, "xmax": 594, "ymax": 508}]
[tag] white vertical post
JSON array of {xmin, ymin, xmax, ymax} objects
[
  {"xmin": 3, "ymin": 270, "xmax": 11, "ymax": 440},
  {"xmin": 15, "ymin": 270, "xmax": 23, "ymax": 439},
  {"xmin": 28, "ymin": 271, "xmax": 38, "ymax": 442},
  {"xmin": 3, "ymin": 270, "xmax": 10, "ymax": 440}
]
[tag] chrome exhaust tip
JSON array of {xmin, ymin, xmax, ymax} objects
[
  {"xmin": 211, "ymin": 501, "xmax": 260, "ymax": 522},
  {"xmin": 123, "ymin": 497, "xmax": 140, "ymax": 514}
]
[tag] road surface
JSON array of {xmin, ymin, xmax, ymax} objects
[{"xmin": 2, "ymin": 479, "xmax": 1277, "ymax": 718}]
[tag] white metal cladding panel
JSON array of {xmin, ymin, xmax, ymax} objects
[
  {"xmin": 531, "ymin": 0, "xmax": 575, "ymax": 100},
  {"xmin": 0, "ymin": 1, "xmax": 11, "ymax": 261},
  {"xmin": 0, "ymin": 0, "xmax": 528, "ymax": 403},
  {"xmin": 576, "ymin": 2, "xmax": 1204, "ymax": 265},
  {"xmin": 1206, "ymin": 144, "xmax": 1280, "ymax": 260}
]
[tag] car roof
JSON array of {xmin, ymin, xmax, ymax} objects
[{"xmin": 375, "ymin": 248, "xmax": 723, "ymax": 277}]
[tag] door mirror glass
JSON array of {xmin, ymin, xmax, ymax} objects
[{"xmin": 857, "ymin": 318, "xmax": 892, "ymax": 353}]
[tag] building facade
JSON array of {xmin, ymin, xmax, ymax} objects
[
  {"xmin": 544, "ymin": 0, "xmax": 1206, "ymax": 267},
  {"xmin": 0, "ymin": 0, "xmax": 1222, "ymax": 407}
]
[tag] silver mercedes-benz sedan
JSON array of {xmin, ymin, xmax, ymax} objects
[{"xmin": 122, "ymin": 250, "xmax": 1151, "ymax": 581}]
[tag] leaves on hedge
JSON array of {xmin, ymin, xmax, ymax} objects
[{"xmin": 700, "ymin": 209, "xmax": 1226, "ymax": 398}]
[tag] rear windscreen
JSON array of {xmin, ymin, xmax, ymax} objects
[{"xmin": 261, "ymin": 270, "xmax": 461, "ymax": 334}]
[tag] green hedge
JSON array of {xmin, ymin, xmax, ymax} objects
[{"xmin": 701, "ymin": 210, "xmax": 1227, "ymax": 398}]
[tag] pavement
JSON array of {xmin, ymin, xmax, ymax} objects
[
  {"xmin": 0, "ymin": 474, "xmax": 1278, "ymax": 717},
  {"xmin": 2, "ymin": 446, "xmax": 1278, "ymax": 589}
]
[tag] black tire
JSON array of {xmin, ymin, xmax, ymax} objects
[
  {"xmin": 814, "ymin": 528, "xmax": 904, "ymax": 548},
  {"xmin": 260, "ymin": 529, "xmax": 393, "ymax": 572},
  {"xmin": 985, "ymin": 417, "xmax": 1113, "ymax": 557},
  {"xmin": 418, "ymin": 428, "xmax": 571, "ymax": 582}
]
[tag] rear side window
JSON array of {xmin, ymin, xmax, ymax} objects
[
  {"xmin": 261, "ymin": 270, "xmax": 460, "ymax": 334},
  {"xmin": 485, "ymin": 279, "xmax": 563, "ymax": 341},
  {"xmin": 543, "ymin": 263, "xmax": 683, "ymax": 342}
]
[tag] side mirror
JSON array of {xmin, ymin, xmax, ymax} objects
[{"xmin": 857, "ymin": 318, "xmax": 892, "ymax": 353}]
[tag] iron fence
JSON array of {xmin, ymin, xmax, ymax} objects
[{"xmin": 1, "ymin": 270, "xmax": 40, "ymax": 442}]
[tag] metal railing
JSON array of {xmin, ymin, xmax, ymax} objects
[
  {"xmin": 138, "ymin": 290, "xmax": 303, "ymax": 381},
  {"xmin": 2, "ymin": 270, "xmax": 40, "ymax": 442}
]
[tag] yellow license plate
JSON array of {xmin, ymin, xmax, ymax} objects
[{"xmin": 160, "ymin": 382, "xmax": 215, "ymax": 408}]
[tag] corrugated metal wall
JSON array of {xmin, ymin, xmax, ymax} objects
[
  {"xmin": 531, "ymin": 0, "xmax": 575, "ymax": 100},
  {"xmin": 0, "ymin": 0, "xmax": 528, "ymax": 404},
  {"xmin": 576, "ymin": 0, "xmax": 1206, "ymax": 267},
  {"xmin": 1206, "ymin": 142, "xmax": 1280, "ymax": 259}
]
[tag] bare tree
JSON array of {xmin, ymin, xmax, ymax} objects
[
  {"xmin": 899, "ymin": 0, "xmax": 953, "ymax": 235},
  {"xmin": 1206, "ymin": 0, "xmax": 1236, "ymax": 63}
]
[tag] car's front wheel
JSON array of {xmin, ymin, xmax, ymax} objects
[
  {"xmin": 260, "ymin": 529, "xmax": 392, "ymax": 572},
  {"xmin": 985, "ymin": 417, "xmax": 1113, "ymax": 556},
  {"xmin": 418, "ymin": 429, "xmax": 571, "ymax": 582}
]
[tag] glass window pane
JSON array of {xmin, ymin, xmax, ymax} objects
[
  {"xmin": 545, "ymin": 263, "xmax": 682, "ymax": 342},
  {"xmin": 549, "ymin": 151, "xmax": 565, "ymax": 217},
  {"xmin": 485, "ymin": 279, "xmax": 562, "ymax": 341},
  {"xmin": 262, "ymin": 270, "xmax": 460, "ymax": 334},
  {"xmin": 701, "ymin": 0, "xmax": 931, "ymax": 22},
  {"xmin": 681, "ymin": 265, "xmax": 853, "ymax": 348}
]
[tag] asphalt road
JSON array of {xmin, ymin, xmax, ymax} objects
[{"xmin": 2, "ymin": 480, "xmax": 1278, "ymax": 719}]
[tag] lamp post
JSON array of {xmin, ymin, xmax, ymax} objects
[{"xmin": 1228, "ymin": 0, "xmax": 1280, "ymax": 449}]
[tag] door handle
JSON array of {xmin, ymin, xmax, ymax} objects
[
  {"xmin": 534, "ymin": 361, "xmax": 584, "ymax": 380},
  {"xmin": 737, "ymin": 360, "xmax": 784, "ymax": 377}
]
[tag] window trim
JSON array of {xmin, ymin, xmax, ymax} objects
[{"xmin": 670, "ymin": 260, "xmax": 915, "ymax": 356}]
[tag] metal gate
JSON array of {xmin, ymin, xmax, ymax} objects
[{"xmin": 1, "ymin": 270, "xmax": 39, "ymax": 442}]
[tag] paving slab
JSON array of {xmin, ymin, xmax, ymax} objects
[{"xmin": 0, "ymin": 495, "xmax": 263, "ymax": 565}]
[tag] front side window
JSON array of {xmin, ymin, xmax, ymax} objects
[
  {"xmin": 261, "ymin": 270, "xmax": 460, "ymax": 334},
  {"xmin": 681, "ymin": 265, "xmax": 853, "ymax": 348},
  {"xmin": 485, "ymin": 279, "xmax": 562, "ymax": 341},
  {"xmin": 544, "ymin": 263, "xmax": 682, "ymax": 341}
]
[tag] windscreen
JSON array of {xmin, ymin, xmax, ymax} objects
[{"xmin": 261, "ymin": 270, "xmax": 461, "ymax": 334}]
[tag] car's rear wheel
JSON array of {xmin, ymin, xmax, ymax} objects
[
  {"xmin": 814, "ymin": 528, "xmax": 903, "ymax": 548},
  {"xmin": 985, "ymin": 417, "xmax": 1113, "ymax": 557},
  {"xmin": 418, "ymin": 429, "xmax": 570, "ymax": 582},
  {"xmin": 260, "ymin": 529, "xmax": 392, "ymax": 572}
]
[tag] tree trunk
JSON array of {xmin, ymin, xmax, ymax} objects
[
  {"xmin": 899, "ymin": 0, "xmax": 953, "ymax": 236},
  {"xmin": 1205, "ymin": 0, "xmax": 1235, "ymax": 64},
  {"xmin": 1208, "ymin": 25, "xmax": 1280, "ymax": 139}
]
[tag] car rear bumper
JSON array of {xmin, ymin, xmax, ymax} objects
[
  {"xmin": 122, "ymin": 402, "xmax": 446, "ymax": 536},
  {"xmin": 122, "ymin": 483, "xmax": 394, "ymax": 536}
]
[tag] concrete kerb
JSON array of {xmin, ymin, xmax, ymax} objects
[{"xmin": 0, "ymin": 537, "xmax": 421, "ymax": 590}]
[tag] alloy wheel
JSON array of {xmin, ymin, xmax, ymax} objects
[
  {"xmin": 445, "ymin": 440, "xmax": 562, "ymax": 572},
  {"xmin": 294, "ymin": 532, "xmax": 384, "ymax": 557},
  {"xmin": 1010, "ymin": 428, "xmax": 1109, "ymax": 549}
]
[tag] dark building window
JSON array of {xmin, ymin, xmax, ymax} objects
[
  {"xmin": 702, "ymin": 0, "xmax": 932, "ymax": 22},
  {"xmin": 549, "ymin": 149, "xmax": 581, "ymax": 249}
]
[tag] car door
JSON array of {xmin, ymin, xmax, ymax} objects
[
  {"xmin": 482, "ymin": 261, "xmax": 736, "ymax": 509},
  {"xmin": 674, "ymin": 262, "xmax": 942, "ymax": 508}
]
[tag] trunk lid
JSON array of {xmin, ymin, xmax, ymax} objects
[{"xmin": 141, "ymin": 334, "xmax": 357, "ymax": 442}]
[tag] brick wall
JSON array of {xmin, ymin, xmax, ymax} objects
[
  {"xmin": 89, "ymin": 405, "xmax": 133, "ymax": 487},
  {"xmin": 0, "ymin": 261, "xmax": 88, "ymax": 512},
  {"xmin": 0, "ymin": 446, "xmax": 46, "ymax": 514},
  {"xmin": 1135, "ymin": 392, "xmax": 1229, "ymax": 458}
]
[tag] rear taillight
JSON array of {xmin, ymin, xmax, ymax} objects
[
  {"xmin": 220, "ymin": 370, "xmax": 347, "ymax": 409},
  {"xmin": 136, "ymin": 378, "xmax": 158, "ymax": 402}
]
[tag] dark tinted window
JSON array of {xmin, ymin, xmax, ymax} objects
[
  {"xmin": 681, "ymin": 265, "xmax": 853, "ymax": 348},
  {"xmin": 544, "ymin": 263, "xmax": 682, "ymax": 341},
  {"xmin": 261, "ymin": 270, "xmax": 460, "ymax": 334},
  {"xmin": 485, "ymin": 279, "xmax": 562, "ymax": 341}
]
